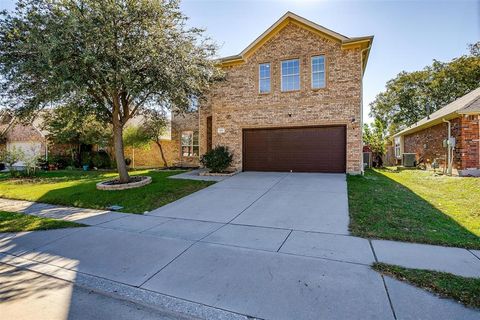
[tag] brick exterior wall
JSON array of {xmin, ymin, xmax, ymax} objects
[
  {"xmin": 458, "ymin": 115, "xmax": 480, "ymax": 169},
  {"xmin": 403, "ymin": 115, "xmax": 480, "ymax": 171},
  {"xmin": 171, "ymin": 111, "xmax": 200, "ymax": 167},
  {"xmin": 124, "ymin": 140, "xmax": 176, "ymax": 168},
  {"xmin": 199, "ymin": 22, "xmax": 363, "ymax": 173}
]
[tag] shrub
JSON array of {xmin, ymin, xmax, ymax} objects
[
  {"xmin": 91, "ymin": 150, "xmax": 111, "ymax": 169},
  {"xmin": 50, "ymin": 155, "xmax": 72, "ymax": 169},
  {"xmin": 200, "ymin": 146, "xmax": 233, "ymax": 173},
  {"xmin": 23, "ymin": 152, "xmax": 41, "ymax": 177},
  {"xmin": 0, "ymin": 147, "xmax": 24, "ymax": 169}
]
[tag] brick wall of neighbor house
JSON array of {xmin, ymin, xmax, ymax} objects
[
  {"xmin": 124, "ymin": 140, "xmax": 177, "ymax": 168},
  {"xmin": 458, "ymin": 115, "xmax": 480, "ymax": 169},
  {"xmin": 124, "ymin": 112, "xmax": 200, "ymax": 168},
  {"xmin": 403, "ymin": 115, "xmax": 480, "ymax": 170},
  {"xmin": 199, "ymin": 23, "xmax": 363, "ymax": 173}
]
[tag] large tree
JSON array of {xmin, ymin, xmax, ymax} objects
[
  {"xmin": 370, "ymin": 42, "xmax": 480, "ymax": 135},
  {"xmin": 0, "ymin": 0, "xmax": 220, "ymax": 182}
]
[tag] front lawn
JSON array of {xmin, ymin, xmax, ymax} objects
[
  {"xmin": 0, "ymin": 170, "xmax": 213, "ymax": 214},
  {"xmin": 348, "ymin": 168, "xmax": 480, "ymax": 249},
  {"xmin": 0, "ymin": 211, "xmax": 84, "ymax": 232},
  {"xmin": 373, "ymin": 262, "xmax": 480, "ymax": 309}
]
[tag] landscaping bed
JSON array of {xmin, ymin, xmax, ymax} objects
[
  {"xmin": 348, "ymin": 168, "xmax": 480, "ymax": 249},
  {"xmin": 0, "ymin": 211, "xmax": 84, "ymax": 232},
  {"xmin": 373, "ymin": 262, "xmax": 480, "ymax": 309},
  {"xmin": 0, "ymin": 170, "xmax": 213, "ymax": 214}
]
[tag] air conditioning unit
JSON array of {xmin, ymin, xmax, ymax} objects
[{"xmin": 402, "ymin": 153, "xmax": 417, "ymax": 167}]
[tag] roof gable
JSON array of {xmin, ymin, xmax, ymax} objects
[{"xmin": 219, "ymin": 12, "xmax": 373, "ymax": 72}]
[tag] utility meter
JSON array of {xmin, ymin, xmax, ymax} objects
[{"xmin": 448, "ymin": 137, "xmax": 456, "ymax": 148}]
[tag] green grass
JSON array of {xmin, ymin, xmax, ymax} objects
[
  {"xmin": 0, "ymin": 170, "xmax": 213, "ymax": 214},
  {"xmin": 373, "ymin": 262, "xmax": 480, "ymax": 309},
  {"xmin": 348, "ymin": 168, "xmax": 480, "ymax": 249},
  {"xmin": 0, "ymin": 211, "xmax": 84, "ymax": 232}
]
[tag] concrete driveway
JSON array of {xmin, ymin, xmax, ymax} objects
[
  {"xmin": 1, "ymin": 172, "xmax": 479, "ymax": 320},
  {"xmin": 149, "ymin": 171, "xmax": 350, "ymax": 234}
]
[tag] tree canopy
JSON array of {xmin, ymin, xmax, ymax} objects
[
  {"xmin": 0, "ymin": 0, "xmax": 221, "ymax": 182},
  {"xmin": 363, "ymin": 119, "xmax": 386, "ymax": 156},
  {"xmin": 42, "ymin": 104, "xmax": 111, "ymax": 147},
  {"xmin": 370, "ymin": 42, "xmax": 480, "ymax": 135}
]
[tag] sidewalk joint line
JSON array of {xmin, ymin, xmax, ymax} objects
[
  {"xmin": 368, "ymin": 240, "xmax": 379, "ymax": 262},
  {"xmin": 276, "ymin": 229, "xmax": 293, "ymax": 252},
  {"xmin": 467, "ymin": 249, "xmax": 480, "ymax": 262},
  {"xmin": 370, "ymin": 240, "xmax": 397, "ymax": 320}
]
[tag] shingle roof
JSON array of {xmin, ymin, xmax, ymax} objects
[
  {"xmin": 460, "ymin": 94, "xmax": 480, "ymax": 114},
  {"xmin": 394, "ymin": 87, "xmax": 480, "ymax": 137}
]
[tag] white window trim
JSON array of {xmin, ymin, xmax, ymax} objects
[
  {"xmin": 394, "ymin": 136, "xmax": 402, "ymax": 159},
  {"xmin": 259, "ymin": 63, "xmax": 271, "ymax": 94},
  {"xmin": 181, "ymin": 131, "xmax": 199, "ymax": 157},
  {"xmin": 311, "ymin": 55, "xmax": 326, "ymax": 89},
  {"xmin": 281, "ymin": 59, "xmax": 300, "ymax": 92}
]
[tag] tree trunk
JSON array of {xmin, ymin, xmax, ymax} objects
[
  {"xmin": 113, "ymin": 120, "xmax": 130, "ymax": 183},
  {"xmin": 132, "ymin": 148, "xmax": 135, "ymax": 169},
  {"xmin": 155, "ymin": 140, "xmax": 168, "ymax": 168}
]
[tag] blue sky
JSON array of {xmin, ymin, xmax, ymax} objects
[{"xmin": 1, "ymin": 0, "xmax": 478, "ymax": 122}]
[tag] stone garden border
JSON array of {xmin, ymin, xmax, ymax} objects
[
  {"xmin": 199, "ymin": 170, "xmax": 239, "ymax": 177},
  {"xmin": 96, "ymin": 176, "xmax": 152, "ymax": 190}
]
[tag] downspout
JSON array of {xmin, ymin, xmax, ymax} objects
[
  {"xmin": 359, "ymin": 45, "xmax": 371, "ymax": 175},
  {"xmin": 443, "ymin": 119, "xmax": 453, "ymax": 175}
]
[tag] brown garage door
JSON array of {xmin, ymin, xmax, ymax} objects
[{"xmin": 243, "ymin": 126, "xmax": 346, "ymax": 173}]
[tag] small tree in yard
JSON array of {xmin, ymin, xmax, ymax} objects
[
  {"xmin": 200, "ymin": 146, "xmax": 233, "ymax": 173},
  {"xmin": 363, "ymin": 118, "xmax": 386, "ymax": 167},
  {"xmin": 123, "ymin": 125, "xmax": 150, "ymax": 169},
  {"xmin": 0, "ymin": 0, "xmax": 221, "ymax": 183},
  {"xmin": 141, "ymin": 109, "xmax": 170, "ymax": 168},
  {"xmin": 0, "ymin": 146, "xmax": 24, "ymax": 175}
]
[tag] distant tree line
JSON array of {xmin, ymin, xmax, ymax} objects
[{"xmin": 369, "ymin": 42, "xmax": 480, "ymax": 137}]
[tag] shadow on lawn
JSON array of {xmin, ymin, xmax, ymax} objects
[{"xmin": 348, "ymin": 169, "xmax": 480, "ymax": 249}]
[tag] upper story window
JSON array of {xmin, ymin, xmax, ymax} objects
[
  {"xmin": 311, "ymin": 56, "xmax": 326, "ymax": 89},
  {"xmin": 281, "ymin": 59, "xmax": 300, "ymax": 92},
  {"xmin": 259, "ymin": 63, "xmax": 271, "ymax": 94}
]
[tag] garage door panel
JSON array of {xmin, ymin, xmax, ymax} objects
[{"xmin": 243, "ymin": 126, "xmax": 346, "ymax": 173}]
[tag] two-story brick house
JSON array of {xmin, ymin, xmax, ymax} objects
[{"xmin": 173, "ymin": 12, "xmax": 373, "ymax": 174}]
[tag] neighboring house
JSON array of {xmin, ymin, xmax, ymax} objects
[
  {"xmin": 0, "ymin": 121, "xmax": 47, "ymax": 168},
  {"xmin": 393, "ymin": 87, "xmax": 480, "ymax": 176},
  {"xmin": 175, "ymin": 12, "xmax": 373, "ymax": 173}
]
